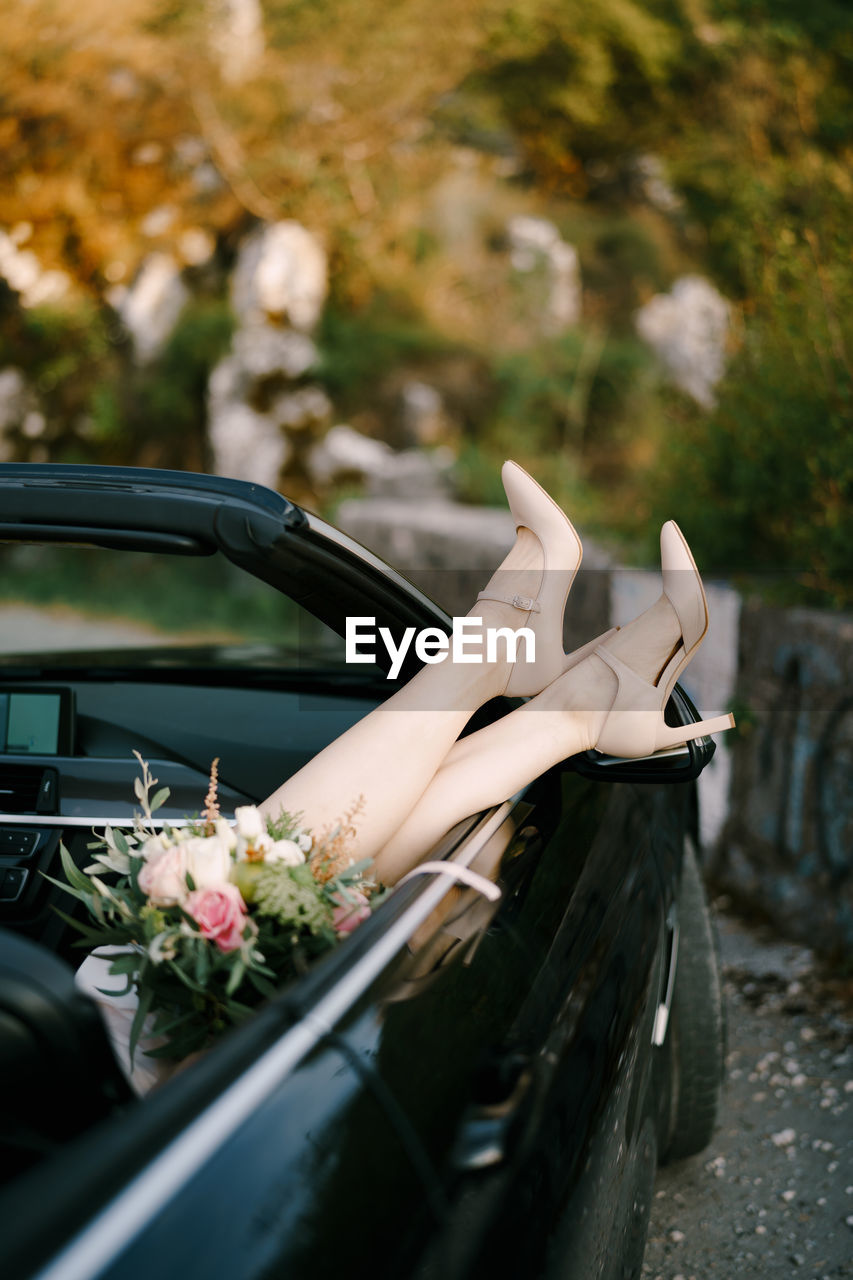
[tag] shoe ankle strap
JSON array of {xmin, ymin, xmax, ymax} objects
[{"xmin": 476, "ymin": 590, "xmax": 542, "ymax": 613}]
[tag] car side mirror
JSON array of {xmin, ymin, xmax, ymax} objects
[{"xmin": 566, "ymin": 684, "xmax": 718, "ymax": 785}]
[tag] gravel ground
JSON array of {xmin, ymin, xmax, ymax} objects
[{"xmin": 643, "ymin": 903, "xmax": 853, "ymax": 1280}]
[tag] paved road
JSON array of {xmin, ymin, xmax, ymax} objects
[
  {"xmin": 644, "ymin": 906, "xmax": 853, "ymax": 1280},
  {"xmin": 0, "ymin": 604, "xmax": 166, "ymax": 652}
]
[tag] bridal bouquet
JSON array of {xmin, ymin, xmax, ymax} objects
[{"xmin": 53, "ymin": 754, "xmax": 379, "ymax": 1064}]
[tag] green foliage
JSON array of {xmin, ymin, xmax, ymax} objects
[
  {"xmin": 254, "ymin": 863, "xmax": 334, "ymax": 936},
  {"xmin": 488, "ymin": 327, "xmax": 657, "ymax": 469},
  {"xmin": 88, "ymin": 382, "xmax": 123, "ymax": 443},
  {"xmin": 585, "ymin": 217, "xmax": 669, "ymax": 304},
  {"xmin": 0, "ymin": 295, "xmax": 118, "ymax": 451},
  {"xmin": 317, "ymin": 294, "xmax": 456, "ymax": 408},
  {"xmin": 469, "ymin": 0, "xmax": 853, "ymax": 603},
  {"xmin": 475, "ymin": 0, "xmax": 687, "ymax": 181},
  {"xmin": 650, "ymin": 277, "xmax": 853, "ymax": 605},
  {"xmin": 2, "ymin": 1, "xmax": 852, "ymax": 606},
  {"xmin": 0, "ymin": 543, "xmax": 307, "ymax": 646},
  {"xmin": 630, "ymin": 5, "xmax": 853, "ymax": 605},
  {"xmin": 452, "ymin": 439, "xmax": 511, "ymax": 507},
  {"xmin": 121, "ymin": 299, "xmax": 234, "ymax": 467},
  {"xmin": 0, "ymin": 291, "xmax": 232, "ymax": 469}
]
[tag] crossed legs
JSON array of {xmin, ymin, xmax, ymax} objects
[
  {"xmin": 259, "ymin": 527, "xmax": 546, "ymax": 861},
  {"xmin": 261, "ymin": 565, "xmax": 683, "ymax": 885}
]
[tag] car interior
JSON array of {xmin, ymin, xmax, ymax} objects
[{"xmin": 0, "ymin": 538, "xmax": 400, "ymax": 1179}]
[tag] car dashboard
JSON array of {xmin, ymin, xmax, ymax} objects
[{"xmin": 0, "ymin": 662, "xmax": 389, "ymax": 953}]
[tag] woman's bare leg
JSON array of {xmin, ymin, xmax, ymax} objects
[
  {"xmin": 373, "ymin": 596, "xmax": 681, "ymax": 883},
  {"xmin": 259, "ymin": 529, "xmax": 548, "ymax": 858}
]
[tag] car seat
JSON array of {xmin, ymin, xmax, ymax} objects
[{"xmin": 0, "ymin": 929, "xmax": 133, "ymax": 1183}]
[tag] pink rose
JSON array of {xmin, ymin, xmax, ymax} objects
[
  {"xmin": 139, "ymin": 845, "xmax": 189, "ymax": 906},
  {"xmin": 331, "ymin": 889, "xmax": 371, "ymax": 936},
  {"xmin": 185, "ymin": 883, "xmax": 249, "ymax": 953}
]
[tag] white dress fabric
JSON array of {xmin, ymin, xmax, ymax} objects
[{"xmin": 75, "ymin": 950, "xmax": 174, "ymax": 1096}]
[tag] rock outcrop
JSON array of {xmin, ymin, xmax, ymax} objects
[
  {"xmin": 635, "ymin": 275, "xmax": 730, "ymax": 409},
  {"xmin": 207, "ymin": 221, "xmax": 330, "ymax": 490},
  {"xmin": 506, "ymin": 215, "xmax": 582, "ymax": 332}
]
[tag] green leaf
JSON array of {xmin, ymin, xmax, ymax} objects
[
  {"xmin": 147, "ymin": 1007, "xmax": 194, "ymax": 1038},
  {"xmin": 223, "ymin": 996, "xmax": 255, "ymax": 1021},
  {"xmin": 194, "ymin": 942, "xmax": 210, "ymax": 986},
  {"xmin": 225, "ymin": 957, "xmax": 246, "ymax": 996},
  {"xmin": 338, "ymin": 857, "xmax": 373, "ymax": 880},
  {"xmin": 49, "ymin": 905, "xmax": 125, "ymax": 946},
  {"xmin": 128, "ymin": 984, "xmax": 154, "ymax": 1068},
  {"xmin": 59, "ymin": 842, "xmax": 94, "ymax": 894},
  {"xmin": 166, "ymin": 958, "xmax": 205, "ymax": 993},
  {"xmin": 96, "ymin": 975, "xmax": 133, "ymax": 998},
  {"xmin": 113, "ymin": 828, "xmax": 130, "ymax": 855},
  {"xmin": 150, "ymin": 787, "xmax": 171, "ymax": 813},
  {"xmin": 107, "ymin": 952, "xmax": 140, "ymax": 976},
  {"xmin": 41, "ymin": 869, "xmax": 86, "ymax": 902},
  {"xmin": 246, "ymin": 971, "xmax": 278, "ymax": 999},
  {"xmin": 142, "ymin": 1031, "xmax": 193, "ymax": 1059}
]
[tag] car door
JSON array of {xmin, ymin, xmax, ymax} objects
[
  {"xmin": 358, "ymin": 770, "xmax": 683, "ymax": 1280},
  {"xmin": 0, "ymin": 801, "xmax": 525, "ymax": 1280}
]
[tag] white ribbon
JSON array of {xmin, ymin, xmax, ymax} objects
[{"xmin": 396, "ymin": 860, "xmax": 502, "ymax": 901}]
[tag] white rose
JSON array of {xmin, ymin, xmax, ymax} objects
[
  {"xmin": 234, "ymin": 806, "xmax": 265, "ymax": 842},
  {"xmin": 264, "ymin": 839, "xmax": 306, "ymax": 867},
  {"xmin": 215, "ymin": 817, "xmax": 238, "ymax": 852},
  {"xmin": 183, "ymin": 835, "xmax": 233, "ymax": 891},
  {"xmin": 296, "ymin": 831, "xmax": 313, "ymax": 854},
  {"xmin": 138, "ymin": 834, "xmax": 173, "ymax": 862},
  {"xmin": 138, "ymin": 845, "xmax": 189, "ymax": 906}
]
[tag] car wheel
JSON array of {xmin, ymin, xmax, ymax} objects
[{"xmin": 659, "ymin": 834, "xmax": 724, "ymax": 1164}]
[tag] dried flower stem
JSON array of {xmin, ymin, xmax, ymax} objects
[
  {"xmin": 202, "ymin": 757, "xmax": 221, "ymax": 835},
  {"xmin": 311, "ymin": 794, "xmax": 365, "ymax": 882}
]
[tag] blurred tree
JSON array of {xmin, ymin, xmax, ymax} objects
[{"xmin": 0, "ymin": 0, "xmax": 850, "ymax": 601}]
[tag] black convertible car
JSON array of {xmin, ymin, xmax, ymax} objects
[{"xmin": 0, "ymin": 465, "xmax": 724, "ymax": 1280}]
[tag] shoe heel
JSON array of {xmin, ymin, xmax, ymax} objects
[{"xmin": 654, "ymin": 712, "xmax": 735, "ymax": 751}]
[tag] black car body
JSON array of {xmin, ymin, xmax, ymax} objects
[{"xmin": 0, "ymin": 465, "xmax": 723, "ymax": 1280}]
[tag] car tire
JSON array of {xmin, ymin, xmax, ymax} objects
[{"xmin": 659, "ymin": 834, "xmax": 724, "ymax": 1164}]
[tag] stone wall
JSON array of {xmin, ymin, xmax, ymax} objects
[
  {"xmin": 338, "ymin": 498, "xmax": 853, "ymax": 959},
  {"xmin": 709, "ymin": 601, "xmax": 853, "ymax": 960}
]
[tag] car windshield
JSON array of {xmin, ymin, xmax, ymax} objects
[{"xmin": 0, "ymin": 541, "xmax": 350, "ymax": 671}]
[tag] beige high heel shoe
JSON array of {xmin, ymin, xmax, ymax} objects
[
  {"xmin": 593, "ymin": 520, "xmax": 735, "ymax": 758},
  {"xmin": 477, "ymin": 461, "xmax": 615, "ymax": 698}
]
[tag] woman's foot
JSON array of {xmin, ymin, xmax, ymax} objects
[
  {"xmin": 536, "ymin": 524, "xmax": 735, "ymax": 758},
  {"xmin": 468, "ymin": 526, "xmax": 545, "ymax": 699},
  {"xmin": 472, "ymin": 461, "xmax": 583, "ymax": 698},
  {"xmin": 533, "ymin": 594, "xmax": 680, "ymax": 747}
]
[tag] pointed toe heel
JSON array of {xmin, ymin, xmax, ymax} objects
[
  {"xmin": 592, "ymin": 522, "xmax": 735, "ymax": 759},
  {"xmin": 476, "ymin": 461, "xmax": 583, "ymax": 698}
]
